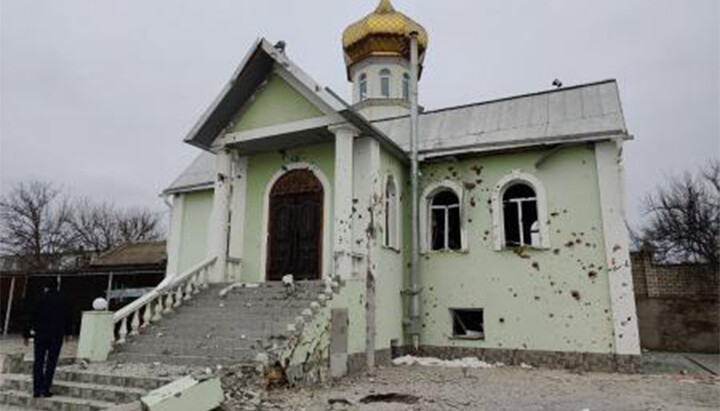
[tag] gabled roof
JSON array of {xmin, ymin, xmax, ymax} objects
[
  {"xmin": 373, "ymin": 79, "xmax": 630, "ymax": 159},
  {"xmin": 92, "ymin": 241, "xmax": 167, "ymax": 267},
  {"xmin": 164, "ymin": 152, "xmax": 215, "ymax": 195},
  {"xmin": 184, "ymin": 38, "xmax": 405, "ymax": 159}
]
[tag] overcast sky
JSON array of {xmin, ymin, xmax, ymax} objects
[{"xmin": 1, "ymin": 0, "xmax": 718, "ymax": 228}]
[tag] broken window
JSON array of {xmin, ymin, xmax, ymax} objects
[
  {"xmin": 430, "ymin": 190, "xmax": 461, "ymax": 251},
  {"xmin": 380, "ymin": 68, "xmax": 391, "ymax": 98},
  {"xmin": 384, "ymin": 175, "xmax": 398, "ymax": 249},
  {"xmin": 359, "ymin": 73, "xmax": 368, "ymax": 101},
  {"xmin": 503, "ymin": 183, "xmax": 539, "ymax": 247},
  {"xmin": 451, "ymin": 309, "xmax": 484, "ymax": 339}
]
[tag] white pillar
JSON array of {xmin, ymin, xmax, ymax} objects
[
  {"xmin": 595, "ymin": 140, "xmax": 641, "ymax": 355},
  {"xmin": 208, "ymin": 149, "xmax": 232, "ymax": 283},
  {"xmin": 329, "ymin": 124, "xmax": 359, "ymax": 279},
  {"xmin": 165, "ymin": 194, "xmax": 184, "ymax": 278},
  {"xmin": 228, "ymin": 154, "xmax": 248, "ymax": 283}
]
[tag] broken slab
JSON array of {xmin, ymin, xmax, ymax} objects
[{"xmin": 141, "ymin": 376, "xmax": 223, "ymax": 411}]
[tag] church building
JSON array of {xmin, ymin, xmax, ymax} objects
[{"xmin": 159, "ymin": 0, "xmax": 641, "ymax": 379}]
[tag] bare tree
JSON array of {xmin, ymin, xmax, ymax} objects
[
  {"xmin": 70, "ymin": 200, "xmax": 121, "ymax": 252},
  {"xmin": 0, "ymin": 181, "xmax": 75, "ymax": 269},
  {"xmin": 71, "ymin": 201, "xmax": 164, "ymax": 253},
  {"xmin": 639, "ymin": 159, "xmax": 720, "ymax": 266},
  {"xmin": 115, "ymin": 207, "xmax": 163, "ymax": 244}
]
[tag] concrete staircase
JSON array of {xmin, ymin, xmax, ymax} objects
[
  {"xmin": 0, "ymin": 357, "xmax": 169, "ymax": 410},
  {"xmin": 111, "ymin": 281, "xmax": 327, "ymax": 366}
]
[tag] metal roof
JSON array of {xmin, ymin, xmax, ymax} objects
[
  {"xmin": 373, "ymin": 79, "xmax": 629, "ymax": 158},
  {"xmin": 164, "ymin": 152, "xmax": 215, "ymax": 195},
  {"xmin": 166, "ymin": 80, "xmax": 630, "ymax": 194}
]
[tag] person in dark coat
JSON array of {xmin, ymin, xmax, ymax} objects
[{"xmin": 23, "ymin": 277, "xmax": 72, "ymax": 398}]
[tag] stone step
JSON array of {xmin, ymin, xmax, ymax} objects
[
  {"xmin": 152, "ymin": 310, "xmax": 308, "ymax": 322},
  {"xmin": 185, "ymin": 297, "xmax": 321, "ymax": 307},
  {"xmin": 142, "ymin": 319, "xmax": 297, "ymax": 334},
  {"xmin": 113, "ymin": 341, "xmax": 257, "ymax": 359},
  {"xmin": 0, "ymin": 389, "xmax": 116, "ymax": 411},
  {"xmin": 110, "ymin": 352, "xmax": 254, "ymax": 367},
  {"xmin": 126, "ymin": 333, "xmax": 289, "ymax": 347},
  {"xmin": 52, "ymin": 369, "xmax": 170, "ymax": 391},
  {"xmin": 1, "ymin": 374, "xmax": 147, "ymax": 404}
]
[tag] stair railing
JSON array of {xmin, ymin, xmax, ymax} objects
[{"xmin": 112, "ymin": 257, "xmax": 217, "ymax": 344}]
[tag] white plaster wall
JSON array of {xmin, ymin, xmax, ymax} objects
[{"xmin": 594, "ymin": 140, "xmax": 641, "ymax": 355}]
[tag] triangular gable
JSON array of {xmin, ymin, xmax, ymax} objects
[
  {"xmin": 183, "ymin": 38, "xmax": 408, "ymax": 162},
  {"xmin": 230, "ymin": 73, "xmax": 324, "ymax": 133}
]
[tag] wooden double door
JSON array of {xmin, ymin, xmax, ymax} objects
[{"xmin": 266, "ymin": 169, "xmax": 323, "ymax": 281}]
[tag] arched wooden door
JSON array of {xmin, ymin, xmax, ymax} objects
[{"xmin": 267, "ymin": 169, "xmax": 323, "ymax": 281}]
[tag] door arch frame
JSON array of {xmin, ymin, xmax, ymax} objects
[{"xmin": 260, "ymin": 162, "xmax": 332, "ymax": 281}]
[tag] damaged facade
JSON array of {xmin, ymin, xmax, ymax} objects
[{"xmin": 162, "ymin": 0, "xmax": 640, "ymax": 378}]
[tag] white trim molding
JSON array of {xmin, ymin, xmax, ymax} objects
[
  {"xmin": 259, "ymin": 162, "xmax": 333, "ymax": 281},
  {"xmin": 595, "ymin": 140, "xmax": 640, "ymax": 355},
  {"xmin": 420, "ymin": 180, "xmax": 467, "ymax": 253},
  {"xmin": 491, "ymin": 170, "xmax": 550, "ymax": 251}
]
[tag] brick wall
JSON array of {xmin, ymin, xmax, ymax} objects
[
  {"xmin": 631, "ymin": 251, "xmax": 719, "ymax": 300},
  {"xmin": 631, "ymin": 251, "xmax": 719, "ymax": 353}
]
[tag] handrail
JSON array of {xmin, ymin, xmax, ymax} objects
[{"xmin": 111, "ymin": 257, "xmax": 217, "ymax": 344}]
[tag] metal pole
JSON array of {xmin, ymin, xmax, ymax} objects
[
  {"xmin": 409, "ymin": 31, "xmax": 421, "ymax": 350},
  {"xmin": 106, "ymin": 273, "xmax": 114, "ymax": 309},
  {"xmin": 3, "ymin": 277, "xmax": 16, "ymax": 335}
]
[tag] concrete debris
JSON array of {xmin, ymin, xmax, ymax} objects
[{"xmin": 392, "ymin": 355, "xmax": 502, "ymax": 369}]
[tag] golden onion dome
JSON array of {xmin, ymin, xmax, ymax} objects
[{"xmin": 342, "ymin": 0, "xmax": 428, "ymax": 79}]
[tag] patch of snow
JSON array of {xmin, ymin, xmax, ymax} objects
[{"xmin": 392, "ymin": 355, "xmax": 501, "ymax": 369}]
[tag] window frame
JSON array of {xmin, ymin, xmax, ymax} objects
[
  {"xmin": 450, "ymin": 308, "xmax": 485, "ymax": 340},
  {"xmin": 359, "ymin": 73, "xmax": 368, "ymax": 101},
  {"xmin": 379, "ymin": 68, "xmax": 391, "ymax": 98},
  {"xmin": 420, "ymin": 180, "xmax": 467, "ymax": 253},
  {"xmin": 402, "ymin": 73, "xmax": 410, "ymax": 100},
  {"xmin": 383, "ymin": 174, "xmax": 400, "ymax": 251},
  {"xmin": 492, "ymin": 171, "xmax": 550, "ymax": 251}
]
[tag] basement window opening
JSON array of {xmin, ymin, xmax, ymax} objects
[
  {"xmin": 451, "ymin": 309, "xmax": 484, "ymax": 339},
  {"xmin": 430, "ymin": 190, "xmax": 461, "ymax": 251},
  {"xmin": 503, "ymin": 183, "xmax": 539, "ymax": 247}
]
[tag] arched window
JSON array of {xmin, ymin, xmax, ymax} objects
[
  {"xmin": 359, "ymin": 73, "xmax": 368, "ymax": 101},
  {"xmin": 384, "ymin": 175, "xmax": 398, "ymax": 249},
  {"xmin": 502, "ymin": 183, "xmax": 539, "ymax": 247},
  {"xmin": 402, "ymin": 73, "xmax": 410, "ymax": 100},
  {"xmin": 380, "ymin": 69, "xmax": 391, "ymax": 98},
  {"xmin": 430, "ymin": 190, "xmax": 461, "ymax": 251}
]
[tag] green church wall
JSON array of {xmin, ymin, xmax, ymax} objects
[
  {"xmin": 177, "ymin": 190, "xmax": 214, "ymax": 274},
  {"xmin": 416, "ymin": 145, "xmax": 615, "ymax": 354},
  {"xmin": 374, "ymin": 147, "xmax": 409, "ymax": 351},
  {"xmin": 240, "ymin": 142, "xmax": 335, "ymax": 283},
  {"xmin": 230, "ymin": 74, "xmax": 324, "ymax": 133}
]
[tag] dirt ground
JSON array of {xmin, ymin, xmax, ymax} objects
[{"xmin": 263, "ymin": 365, "xmax": 720, "ymax": 411}]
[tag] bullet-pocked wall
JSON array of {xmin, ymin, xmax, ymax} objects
[
  {"xmin": 241, "ymin": 142, "xmax": 335, "ymax": 283},
  {"xmin": 417, "ymin": 144, "xmax": 616, "ymax": 354}
]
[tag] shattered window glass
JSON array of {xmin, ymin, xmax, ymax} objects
[
  {"xmin": 430, "ymin": 190, "xmax": 461, "ymax": 251},
  {"xmin": 502, "ymin": 183, "xmax": 538, "ymax": 247}
]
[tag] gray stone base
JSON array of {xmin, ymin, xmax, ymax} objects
[
  {"xmin": 398, "ymin": 345, "xmax": 642, "ymax": 373},
  {"xmin": 347, "ymin": 348, "xmax": 393, "ymax": 375}
]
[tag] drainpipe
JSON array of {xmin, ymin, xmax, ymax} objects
[{"xmin": 408, "ymin": 31, "xmax": 421, "ymax": 350}]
